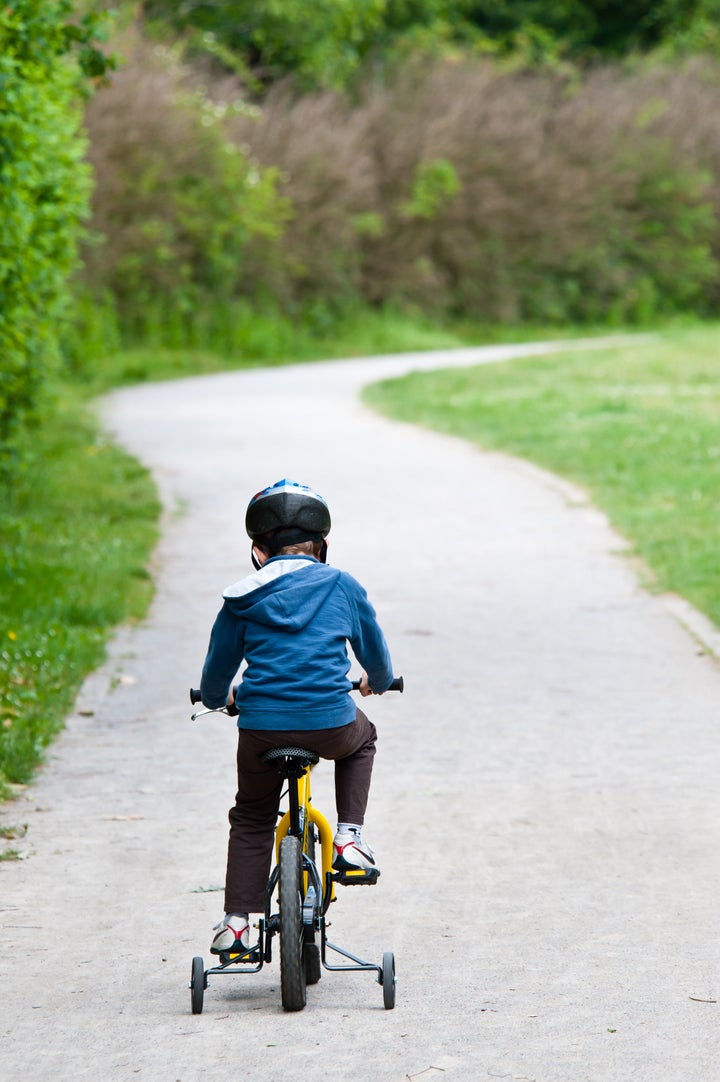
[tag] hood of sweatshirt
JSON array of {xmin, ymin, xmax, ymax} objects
[{"xmin": 221, "ymin": 555, "xmax": 341, "ymax": 632}]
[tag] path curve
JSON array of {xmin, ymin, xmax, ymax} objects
[{"xmin": 3, "ymin": 338, "xmax": 720, "ymax": 1081}]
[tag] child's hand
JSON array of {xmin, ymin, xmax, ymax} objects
[
  {"xmin": 358, "ymin": 672, "xmax": 376, "ymax": 697},
  {"xmin": 225, "ymin": 685, "xmax": 239, "ymax": 716}
]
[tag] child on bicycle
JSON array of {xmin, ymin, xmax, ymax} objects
[{"xmin": 199, "ymin": 478, "xmax": 395, "ymax": 956}]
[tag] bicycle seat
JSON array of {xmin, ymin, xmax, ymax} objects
[{"xmin": 260, "ymin": 746, "xmax": 320, "ymax": 771}]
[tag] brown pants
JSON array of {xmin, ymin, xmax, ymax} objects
[{"xmin": 224, "ymin": 708, "xmax": 377, "ymax": 914}]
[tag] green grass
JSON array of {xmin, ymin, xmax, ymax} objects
[
  {"xmin": 365, "ymin": 322, "xmax": 720, "ymax": 628},
  {"xmin": 69, "ymin": 303, "xmax": 619, "ymax": 396},
  {"xmin": 0, "ymin": 386, "xmax": 160, "ymax": 793},
  {"xmin": 68, "ymin": 305, "xmax": 476, "ymax": 394}
]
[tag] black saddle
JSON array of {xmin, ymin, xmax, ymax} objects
[{"xmin": 260, "ymin": 746, "xmax": 319, "ymax": 775}]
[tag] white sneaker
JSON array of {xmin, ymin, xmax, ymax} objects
[
  {"xmin": 210, "ymin": 914, "xmax": 250, "ymax": 956},
  {"xmin": 332, "ymin": 829, "xmax": 378, "ymax": 872}
]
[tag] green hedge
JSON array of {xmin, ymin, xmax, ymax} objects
[{"xmin": 0, "ymin": 1, "xmax": 109, "ymax": 476}]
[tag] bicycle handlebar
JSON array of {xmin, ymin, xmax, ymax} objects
[
  {"xmin": 351, "ymin": 676, "xmax": 404, "ymax": 693},
  {"xmin": 189, "ymin": 675, "xmax": 403, "ymax": 706}
]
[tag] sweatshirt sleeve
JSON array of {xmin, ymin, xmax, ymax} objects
[
  {"xmin": 343, "ymin": 574, "xmax": 394, "ymax": 693},
  {"xmin": 200, "ymin": 604, "xmax": 245, "ymax": 709}
]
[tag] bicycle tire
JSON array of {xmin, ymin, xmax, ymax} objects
[
  {"xmin": 303, "ymin": 824, "xmax": 322, "ymax": 984},
  {"xmin": 279, "ymin": 834, "xmax": 307, "ymax": 1011},
  {"xmin": 303, "ymin": 942, "xmax": 322, "ymax": 985},
  {"xmin": 382, "ymin": 951, "xmax": 396, "ymax": 1010},
  {"xmin": 190, "ymin": 956, "xmax": 205, "ymax": 1015}
]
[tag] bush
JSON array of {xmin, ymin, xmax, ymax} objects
[
  {"xmin": 77, "ymin": 39, "xmax": 720, "ymax": 344},
  {"xmin": 77, "ymin": 30, "xmax": 289, "ymax": 363},
  {"xmin": 230, "ymin": 57, "xmax": 720, "ymax": 324},
  {"xmin": 0, "ymin": 1, "xmax": 105, "ymax": 475}
]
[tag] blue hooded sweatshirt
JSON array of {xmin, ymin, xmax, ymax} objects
[{"xmin": 200, "ymin": 555, "xmax": 393, "ymax": 730}]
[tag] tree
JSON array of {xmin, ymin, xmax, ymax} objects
[
  {"xmin": 144, "ymin": 0, "xmax": 387, "ymax": 88},
  {"xmin": 143, "ymin": 0, "xmax": 720, "ymax": 85},
  {"xmin": 458, "ymin": 0, "xmax": 720, "ymax": 58}
]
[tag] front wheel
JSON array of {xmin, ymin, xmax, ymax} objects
[{"xmin": 279, "ymin": 835, "xmax": 307, "ymax": 1011}]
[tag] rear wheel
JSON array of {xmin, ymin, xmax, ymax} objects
[{"xmin": 279, "ymin": 835, "xmax": 307, "ymax": 1011}]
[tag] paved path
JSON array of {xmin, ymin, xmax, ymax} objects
[{"xmin": 2, "ymin": 340, "xmax": 720, "ymax": 1081}]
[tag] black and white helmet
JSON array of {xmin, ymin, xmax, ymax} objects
[{"xmin": 245, "ymin": 479, "xmax": 331, "ymax": 558}]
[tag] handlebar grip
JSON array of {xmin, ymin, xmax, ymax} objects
[
  {"xmin": 351, "ymin": 676, "xmax": 404, "ymax": 693},
  {"xmin": 190, "ymin": 688, "xmax": 202, "ymax": 704}
]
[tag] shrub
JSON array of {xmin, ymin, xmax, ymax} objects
[
  {"xmin": 231, "ymin": 56, "xmax": 720, "ymax": 324},
  {"xmin": 0, "ymin": 1, "xmax": 107, "ymax": 476},
  {"xmin": 77, "ymin": 39, "xmax": 720, "ymax": 340},
  {"xmin": 77, "ymin": 30, "xmax": 289, "ymax": 360}
]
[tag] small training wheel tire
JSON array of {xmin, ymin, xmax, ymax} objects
[
  {"xmin": 303, "ymin": 942, "xmax": 322, "ymax": 985},
  {"xmin": 382, "ymin": 951, "xmax": 396, "ymax": 1010},
  {"xmin": 191, "ymin": 956, "xmax": 205, "ymax": 1014}
]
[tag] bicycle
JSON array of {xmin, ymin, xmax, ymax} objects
[{"xmin": 188, "ymin": 676, "xmax": 403, "ymax": 1013}]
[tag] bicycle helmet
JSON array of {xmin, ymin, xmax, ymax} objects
[{"xmin": 246, "ymin": 479, "xmax": 331, "ymax": 564}]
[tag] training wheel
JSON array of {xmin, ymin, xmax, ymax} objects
[
  {"xmin": 381, "ymin": 951, "xmax": 396, "ymax": 1010},
  {"xmin": 190, "ymin": 955, "xmax": 205, "ymax": 1014},
  {"xmin": 303, "ymin": 942, "xmax": 322, "ymax": 985}
]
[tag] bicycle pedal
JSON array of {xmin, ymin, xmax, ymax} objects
[
  {"xmin": 220, "ymin": 944, "xmax": 260, "ymax": 964},
  {"xmin": 331, "ymin": 868, "xmax": 380, "ymax": 886}
]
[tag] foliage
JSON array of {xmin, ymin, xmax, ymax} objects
[
  {"xmin": 73, "ymin": 46, "xmax": 720, "ymax": 355},
  {"xmin": 365, "ymin": 323, "xmax": 720, "ymax": 628},
  {"xmin": 400, "ymin": 159, "xmax": 461, "ymax": 220},
  {"xmin": 66, "ymin": 19, "xmax": 720, "ymax": 357},
  {"xmin": 453, "ymin": 0, "xmax": 720, "ymax": 59},
  {"xmin": 75, "ymin": 31, "xmax": 289, "ymax": 367},
  {"xmin": 141, "ymin": 0, "xmax": 720, "ymax": 88},
  {"xmin": 0, "ymin": 0, "xmax": 112, "ymax": 476},
  {"xmin": 225, "ymin": 59, "xmax": 718, "ymax": 327},
  {"xmin": 143, "ymin": 0, "xmax": 385, "ymax": 88},
  {"xmin": 142, "ymin": 0, "xmax": 477, "ymax": 89}
]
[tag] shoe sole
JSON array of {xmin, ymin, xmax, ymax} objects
[{"xmin": 332, "ymin": 853, "xmax": 377, "ymax": 872}]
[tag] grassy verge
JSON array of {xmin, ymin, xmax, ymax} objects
[
  {"xmin": 69, "ymin": 303, "xmax": 618, "ymax": 395},
  {"xmin": 365, "ymin": 322, "xmax": 720, "ymax": 629},
  {"xmin": 0, "ymin": 386, "xmax": 160, "ymax": 797}
]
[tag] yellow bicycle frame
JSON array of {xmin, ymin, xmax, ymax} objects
[{"xmin": 275, "ymin": 764, "xmax": 336, "ymax": 901}]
